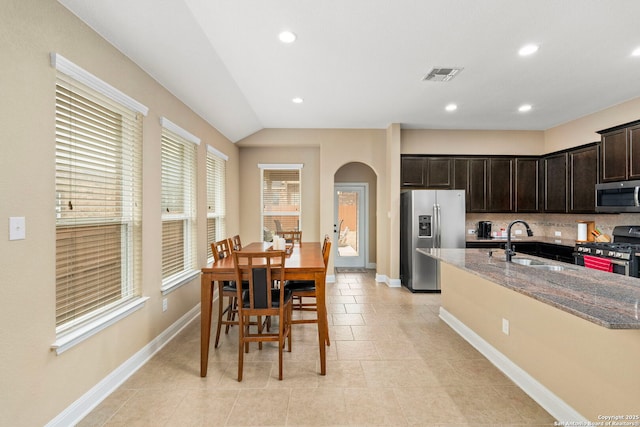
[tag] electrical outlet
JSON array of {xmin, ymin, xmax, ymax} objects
[
  {"xmin": 515, "ymin": 229, "xmax": 522, "ymax": 235},
  {"xmin": 162, "ymin": 298, "xmax": 168, "ymax": 312},
  {"xmin": 502, "ymin": 318, "xmax": 510, "ymax": 335},
  {"xmin": 468, "ymin": 229, "xmax": 476, "ymax": 234},
  {"xmin": 554, "ymin": 231, "xmax": 562, "ymax": 237}
]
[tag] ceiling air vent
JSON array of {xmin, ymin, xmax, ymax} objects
[{"xmin": 422, "ymin": 67, "xmax": 463, "ymax": 82}]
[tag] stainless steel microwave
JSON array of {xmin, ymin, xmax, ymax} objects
[{"xmin": 595, "ymin": 180, "xmax": 640, "ymax": 212}]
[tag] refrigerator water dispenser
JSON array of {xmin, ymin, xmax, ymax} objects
[{"xmin": 418, "ymin": 215, "xmax": 431, "ymax": 237}]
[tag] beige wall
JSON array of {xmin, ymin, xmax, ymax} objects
[
  {"xmin": 545, "ymin": 97, "xmax": 640, "ymax": 153},
  {"xmin": 4, "ymin": 1, "xmax": 640, "ymax": 424},
  {"xmin": 236, "ymin": 145, "xmax": 320, "ymax": 244},
  {"xmin": 401, "ymin": 129, "xmax": 546, "ymax": 155},
  {"xmin": 0, "ymin": 1, "xmax": 238, "ymax": 425},
  {"xmin": 238, "ymin": 129, "xmax": 389, "ymax": 276},
  {"xmin": 441, "ymin": 263, "xmax": 640, "ymax": 420}
]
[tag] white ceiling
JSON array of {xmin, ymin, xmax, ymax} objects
[{"xmin": 58, "ymin": 0, "xmax": 640, "ymax": 143}]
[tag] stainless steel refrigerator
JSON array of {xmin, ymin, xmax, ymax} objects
[{"xmin": 400, "ymin": 189, "xmax": 466, "ymax": 292}]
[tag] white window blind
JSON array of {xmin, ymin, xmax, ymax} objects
[
  {"xmin": 206, "ymin": 146, "xmax": 227, "ymax": 261},
  {"xmin": 161, "ymin": 121, "xmax": 198, "ymax": 290},
  {"xmin": 260, "ymin": 165, "xmax": 302, "ymax": 241},
  {"xmin": 54, "ymin": 68, "xmax": 143, "ymax": 333}
]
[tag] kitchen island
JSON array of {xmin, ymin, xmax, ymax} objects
[{"xmin": 419, "ymin": 248, "xmax": 640, "ymax": 423}]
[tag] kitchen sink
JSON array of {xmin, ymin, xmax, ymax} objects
[
  {"xmin": 510, "ymin": 258, "xmax": 544, "ymax": 266},
  {"xmin": 510, "ymin": 258, "xmax": 566, "ymax": 271},
  {"xmin": 530, "ymin": 265, "xmax": 565, "ymax": 271}
]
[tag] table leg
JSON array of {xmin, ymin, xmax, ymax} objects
[
  {"xmin": 315, "ymin": 271, "xmax": 327, "ymax": 375},
  {"xmin": 200, "ymin": 273, "xmax": 213, "ymax": 377}
]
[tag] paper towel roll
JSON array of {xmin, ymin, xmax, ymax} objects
[{"xmin": 577, "ymin": 223, "xmax": 587, "ymax": 241}]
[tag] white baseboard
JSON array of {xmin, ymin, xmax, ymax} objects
[
  {"xmin": 438, "ymin": 307, "xmax": 587, "ymax": 423},
  {"xmin": 46, "ymin": 304, "xmax": 201, "ymax": 427},
  {"xmin": 374, "ymin": 273, "xmax": 401, "ymax": 287}
]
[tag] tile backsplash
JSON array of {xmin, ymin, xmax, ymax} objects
[{"xmin": 466, "ymin": 213, "xmax": 640, "ymax": 241}]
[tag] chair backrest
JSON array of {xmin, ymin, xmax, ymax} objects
[
  {"xmin": 232, "ymin": 251, "xmax": 286, "ymax": 311},
  {"xmin": 322, "ymin": 239, "xmax": 331, "ymax": 269},
  {"xmin": 230, "ymin": 234, "xmax": 242, "ymax": 252},
  {"xmin": 321, "ymin": 234, "xmax": 330, "ymax": 254},
  {"xmin": 211, "ymin": 238, "xmax": 232, "ymax": 262},
  {"xmin": 280, "ymin": 230, "xmax": 302, "ymax": 245}
]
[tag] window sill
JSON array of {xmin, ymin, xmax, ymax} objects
[
  {"xmin": 161, "ymin": 269, "xmax": 200, "ymax": 295},
  {"xmin": 51, "ymin": 296, "xmax": 150, "ymax": 355}
]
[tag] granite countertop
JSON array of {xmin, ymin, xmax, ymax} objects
[{"xmin": 419, "ymin": 248, "xmax": 640, "ymax": 329}]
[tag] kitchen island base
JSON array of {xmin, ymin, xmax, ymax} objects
[{"xmin": 439, "ymin": 262, "xmax": 640, "ymax": 423}]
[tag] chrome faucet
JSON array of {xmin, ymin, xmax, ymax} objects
[{"xmin": 505, "ymin": 220, "xmax": 534, "ymax": 262}]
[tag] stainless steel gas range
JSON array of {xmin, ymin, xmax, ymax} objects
[{"xmin": 574, "ymin": 226, "xmax": 640, "ymax": 277}]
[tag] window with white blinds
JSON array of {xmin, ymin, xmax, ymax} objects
[
  {"xmin": 259, "ymin": 164, "xmax": 302, "ymax": 242},
  {"xmin": 161, "ymin": 119, "xmax": 198, "ymax": 291},
  {"xmin": 206, "ymin": 146, "xmax": 227, "ymax": 261},
  {"xmin": 54, "ymin": 58, "xmax": 144, "ymax": 337}
]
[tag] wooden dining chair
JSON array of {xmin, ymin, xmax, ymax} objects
[
  {"xmin": 280, "ymin": 230, "xmax": 302, "ymax": 245},
  {"xmin": 211, "ymin": 238, "xmax": 242, "ymax": 348},
  {"xmin": 230, "ymin": 234, "xmax": 242, "ymax": 252},
  {"xmin": 232, "ymin": 250, "xmax": 293, "ymax": 381},
  {"xmin": 286, "ymin": 235, "xmax": 331, "ymax": 345}
]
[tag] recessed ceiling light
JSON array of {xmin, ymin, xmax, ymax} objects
[
  {"xmin": 518, "ymin": 44, "xmax": 539, "ymax": 56},
  {"xmin": 632, "ymin": 47, "xmax": 640, "ymax": 56},
  {"xmin": 278, "ymin": 31, "xmax": 297, "ymax": 43},
  {"xmin": 292, "ymin": 97, "xmax": 303, "ymax": 104},
  {"xmin": 445, "ymin": 103, "xmax": 457, "ymax": 112},
  {"xmin": 518, "ymin": 104, "xmax": 532, "ymax": 112}
]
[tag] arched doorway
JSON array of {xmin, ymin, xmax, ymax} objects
[{"xmin": 333, "ymin": 162, "xmax": 376, "ymax": 270}]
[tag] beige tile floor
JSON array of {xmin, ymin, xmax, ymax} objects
[{"xmin": 78, "ymin": 270, "xmax": 556, "ymax": 426}]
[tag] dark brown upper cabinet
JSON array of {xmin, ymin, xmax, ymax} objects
[
  {"xmin": 542, "ymin": 152, "xmax": 569, "ymax": 213},
  {"xmin": 468, "ymin": 158, "xmax": 488, "ymax": 212},
  {"xmin": 488, "ymin": 158, "xmax": 514, "ymax": 212},
  {"xmin": 401, "ymin": 156, "xmax": 427, "ymax": 187},
  {"xmin": 425, "ymin": 157, "xmax": 453, "ymax": 188},
  {"xmin": 599, "ymin": 121, "xmax": 640, "ymax": 182},
  {"xmin": 515, "ymin": 158, "xmax": 540, "ymax": 212},
  {"xmin": 569, "ymin": 144, "xmax": 599, "ymax": 213},
  {"xmin": 453, "ymin": 158, "xmax": 470, "ymax": 210},
  {"xmin": 401, "ymin": 156, "xmax": 452, "ymax": 188}
]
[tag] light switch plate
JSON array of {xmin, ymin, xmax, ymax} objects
[
  {"xmin": 502, "ymin": 318, "xmax": 510, "ymax": 335},
  {"xmin": 9, "ymin": 217, "xmax": 26, "ymax": 240}
]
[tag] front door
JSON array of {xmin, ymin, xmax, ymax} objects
[{"xmin": 334, "ymin": 184, "xmax": 367, "ymax": 268}]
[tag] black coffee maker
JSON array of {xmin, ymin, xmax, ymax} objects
[{"xmin": 476, "ymin": 221, "xmax": 492, "ymax": 238}]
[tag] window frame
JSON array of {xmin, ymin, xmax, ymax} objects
[
  {"xmin": 259, "ymin": 163, "xmax": 303, "ymax": 242},
  {"xmin": 206, "ymin": 145, "xmax": 228, "ymax": 262},
  {"xmin": 51, "ymin": 53, "xmax": 149, "ymax": 355},
  {"xmin": 160, "ymin": 117, "xmax": 200, "ymax": 294}
]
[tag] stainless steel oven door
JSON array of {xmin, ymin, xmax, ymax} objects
[{"xmin": 575, "ymin": 254, "xmax": 630, "ymax": 276}]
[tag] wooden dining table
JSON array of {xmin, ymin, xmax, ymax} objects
[{"xmin": 200, "ymin": 241, "xmax": 329, "ymax": 377}]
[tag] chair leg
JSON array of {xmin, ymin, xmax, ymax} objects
[
  {"xmin": 224, "ymin": 296, "xmax": 236, "ymax": 334},
  {"xmin": 287, "ymin": 303, "xmax": 293, "ymax": 352},
  {"xmin": 278, "ymin": 318, "xmax": 284, "ymax": 380},
  {"xmin": 214, "ymin": 283, "xmax": 224, "ymax": 348},
  {"xmin": 325, "ymin": 306, "xmax": 330, "ymax": 346},
  {"xmin": 237, "ymin": 315, "xmax": 245, "ymax": 382}
]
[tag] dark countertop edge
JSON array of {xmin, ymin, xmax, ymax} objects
[
  {"xmin": 420, "ymin": 248, "xmax": 640, "ymax": 330},
  {"xmin": 466, "ymin": 236, "xmax": 577, "ymax": 247}
]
